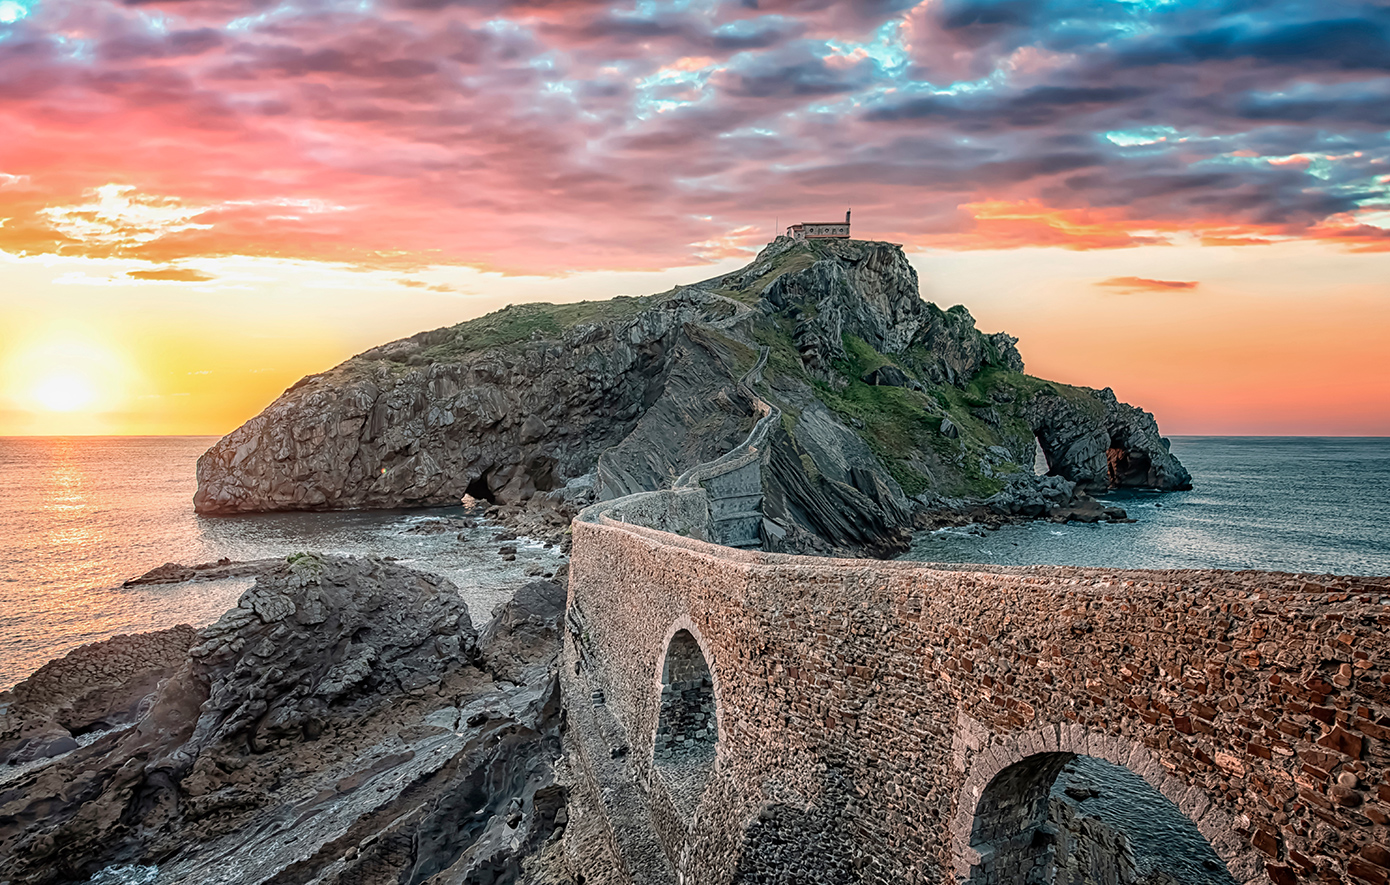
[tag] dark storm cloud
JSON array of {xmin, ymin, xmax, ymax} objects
[
  {"xmin": 1234, "ymin": 88, "xmax": 1390, "ymax": 126},
  {"xmin": 866, "ymin": 85, "xmax": 1153, "ymax": 129}
]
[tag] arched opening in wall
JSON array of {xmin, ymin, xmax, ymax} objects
[
  {"xmin": 653, "ymin": 629, "xmax": 718, "ymax": 815},
  {"xmin": 969, "ymin": 754, "xmax": 1235, "ymax": 885}
]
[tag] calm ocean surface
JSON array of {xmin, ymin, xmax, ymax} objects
[
  {"xmin": 907, "ymin": 436, "xmax": 1390, "ymax": 576},
  {"xmin": 0, "ymin": 436, "xmax": 565, "ymax": 690},
  {"xmin": 0, "ymin": 436, "xmax": 1386, "ymax": 692}
]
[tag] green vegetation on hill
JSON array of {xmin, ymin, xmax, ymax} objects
[
  {"xmin": 318, "ymin": 295, "xmax": 669, "ymax": 385},
  {"xmin": 419, "ymin": 296, "xmax": 657, "ymax": 359},
  {"xmin": 816, "ymin": 335, "xmax": 940, "ymax": 496},
  {"xmin": 963, "ymin": 367, "xmax": 1107, "ymax": 422},
  {"xmin": 744, "ymin": 310, "xmax": 1027, "ymax": 499},
  {"xmin": 322, "ymin": 238, "xmax": 1081, "ymax": 506}
]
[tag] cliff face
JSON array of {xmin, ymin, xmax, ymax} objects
[
  {"xmin": 196, "ymin": 237, "xmax": 1189, "ymax": 555},
  {"xmin": 194, "ymin": 297, "xmax": 705, "ymax": 514}
]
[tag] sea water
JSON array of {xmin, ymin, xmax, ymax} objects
[
  {"xmin": 0, "ymin": 436, "xmax": 565, "ymax": 690},
  {"xmin": 906, "ymin": 436, "xmax": 1390, "ymax": 575},
  {"xmin": 2, "ymin": 437, "xmax": 1386, "ymax": 690}
]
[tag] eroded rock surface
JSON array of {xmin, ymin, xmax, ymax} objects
[
  {"xmin": 0, "ymin": 555, "xmax": 572, "ymax": 885},
  {"xmin": 0, "ymin": 626, "xmax": 196, "ymax": 767},
  {"xmin": 1028, "ymin": 386, "xmax": 1191, "ymax": 493},
  {"xmin": 193, "ymin": 295, "xmax": 718, "ymax": 516},
  {"xmin": 195, "ymin": 237, "xmax": 1189, "ymax": 556}
]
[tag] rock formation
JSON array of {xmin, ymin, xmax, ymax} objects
[
  {"xmin": 0, "ymin": 555, "xmax": 569, "ymax": 885},
  {"xmin": 195, "ymin": 237, "xmax": 1190, "ymax": 556},
  {"xmin": 1027, "ymin": 385, "xmax": 1191, "ymax": 493},
  {"xmin": 0, "ymin": 626, "xmax": 196, "ymax": 767}
]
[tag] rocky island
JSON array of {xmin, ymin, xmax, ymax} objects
[{"xmin": 193, "ymin": 237, "xmax": 1190, "ymax": 556}]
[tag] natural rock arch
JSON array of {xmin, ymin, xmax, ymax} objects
[
  {"xmin": 464, "ymin": 470, "xmax": 496, "ymax": 504},
  {"xmin": 1106, "ymin": 436, "xmax": 1154, "ymax": 488},
  {"xmin": 952, "ymin": 725, "xmax": 1259, "ymax": 884},
  {"xmin": 652, "ymin": 620, "xmax": 721, "ymax": 815}
]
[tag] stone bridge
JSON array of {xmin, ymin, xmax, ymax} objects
[{"xmin": 563, "ymin": 506, "xmax": 1390, "ymax": 885}]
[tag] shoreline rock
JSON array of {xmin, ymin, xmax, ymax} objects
[
  {"xmin": 0, "ymin": 626, "xmax": 198, "ymax": 768},
  {"xmin": 0, "ymin": 555, "xmax": 574, "ymax": 885},
  {"xmin": 913, "ymin": 473, "xmax": 1134, "ymax": 534}
]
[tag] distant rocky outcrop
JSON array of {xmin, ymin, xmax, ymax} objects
[
  {"xmin": 0, "ymin": 556, "xmax": 569, "ymax": 885},
  {"xmin": 1027, "ymin": 385, "xmax": 1191, "ymax": 493},
  {"xmin": 195, "ymin": 237, "xmax": 1189, "ymax": 556}
]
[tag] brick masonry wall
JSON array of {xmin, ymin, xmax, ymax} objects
[{"xmin": 567, "ymin": 517, "xmax": 1390, "ymax": 885}]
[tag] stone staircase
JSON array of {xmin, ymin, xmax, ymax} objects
[{"xmin": 673, "ymin": 346, "xmax": 778, "ymax": 549}]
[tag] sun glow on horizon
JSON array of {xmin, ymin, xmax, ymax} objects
[
  {"xmin": 1, "ymin": 333, "xmax": 139, "ymax": 433},
  {"xmin": 32, "ymin": 373, "xmax": 98, "ymax": 412},
  {"xmin": 0, "ymin": 239, "xmax": 1386, "ymax": 436}
]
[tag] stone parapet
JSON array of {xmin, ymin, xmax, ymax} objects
[{"xmin": 568, "ymin": 517, "xmax": 1390, "ymax": 884}]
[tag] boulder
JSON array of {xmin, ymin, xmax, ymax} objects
[
  {"xmin": 861, "ymin": 365, "xmax": 912, "ymax": 387},
  {"xmin": 477, "ymin": 579, "xmax": 566, "ymax": 685},
  {"xmin": 985, "ymin": 474, "xmax": 1078, "ymax": 519}
]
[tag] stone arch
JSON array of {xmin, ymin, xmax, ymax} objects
[
  {"xmin": 952, "ymin": 723, "xmax": 1259, "ymax": 884},
  {"xmin": 1106, "ymin": 433, "xmax": 1152, "ymax": 488},
  {"xmin": 652, "ymin": 616, "xmax": 723, "ymax": 814}
]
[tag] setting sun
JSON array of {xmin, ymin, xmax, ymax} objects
[
  {"xmin": 0, "ymin": 333, "xmax": 139, "ymax": 434},
  {"xmin": 32, "ymin": 373, "xmax": 97, "ymax": 412}
]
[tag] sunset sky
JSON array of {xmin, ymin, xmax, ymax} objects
[{"xmin": 1, "ymin": 0, "xmax": 1387, "ymax": 436}]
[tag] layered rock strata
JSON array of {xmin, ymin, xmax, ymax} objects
[{"xmin": 196, "ymin": 237, "xmax": 1189, "ymax": 556}]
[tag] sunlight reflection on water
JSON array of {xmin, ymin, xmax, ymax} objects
[{"xmin": 0, "ymin": 437, "xmax": 564, "ymax": 689}]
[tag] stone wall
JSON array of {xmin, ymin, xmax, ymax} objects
[
  {"xmin": 692, "ymin": 453, "xmax": 764, "ymax": 548},
  {"xmin": 673, "ymin": 344, "xmax": 777, "ymax": 550},
  {"xmin": 566, "ymin": 518, "xmax": 1390, "ymax": 885}
]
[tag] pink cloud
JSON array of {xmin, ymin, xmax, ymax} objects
[
  {"xmin": 0, "ymin": 0, "xmax": 1383, "ymax": 273},
  {"xmin": 1096, "ymin": 276, "xmax": 1200, "ymax": 293}
]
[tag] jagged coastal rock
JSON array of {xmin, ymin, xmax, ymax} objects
[
  {"xmin": 0, "ymin": 555, "xmax": 568, "ymax": 885},
  {"xmin": 195, "ymin": 237, "xmax": 1190, "ymax": 556},
  {"xmin": 0, "ymin": 626, "xmax": 197, "ymax": 767}
]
